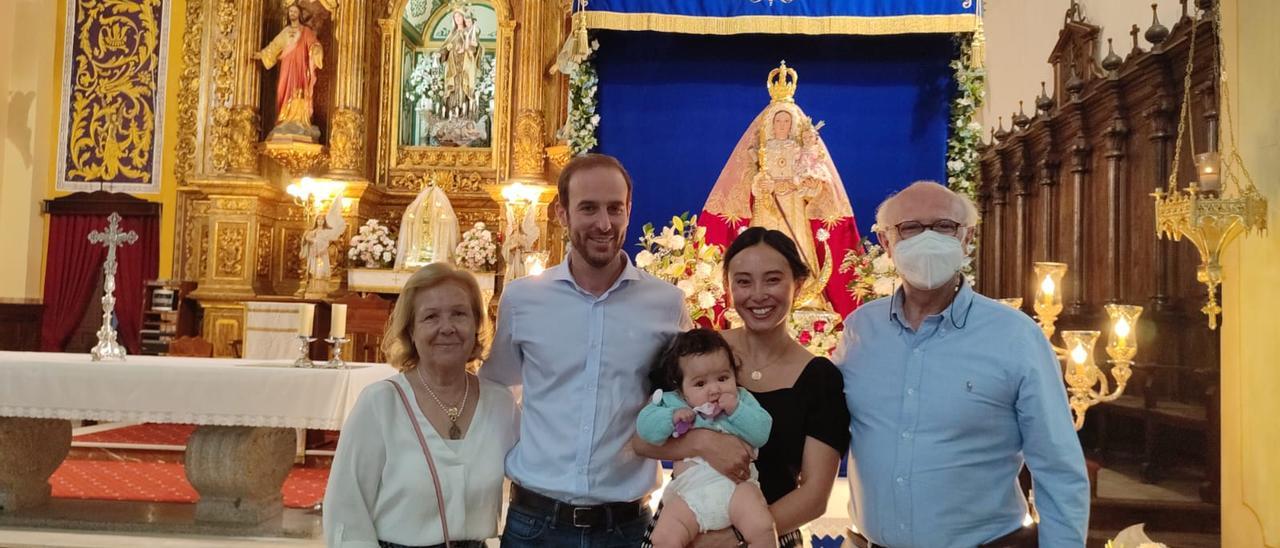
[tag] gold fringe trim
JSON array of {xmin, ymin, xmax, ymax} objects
[{"xmin": 584, "ymin": 12, "xmax": 978, "ymax": 36}]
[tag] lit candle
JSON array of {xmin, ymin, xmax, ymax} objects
[
  {"xmin": 1113, "ymin": 316, "xmax": 1131, "ymax": 346},
  {"xmin": 298, "ymin": 303, "xmax": 316, "ymax": 337},
  {"xmin": 330, "ymin": 304, "xmax": 348, "ymax": 339},
  {"xmin": 1039, "ymin": 275, "xmax": 1056, "ymax": 305},
  {"xmin": 1070, "ymin": 343, "xmax": 1088, "ymax": 365}
]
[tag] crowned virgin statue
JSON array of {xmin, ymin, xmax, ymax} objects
[
  {"xmin": 700, "ymin": 62, "xmax": 862, "ymax": 316},
  {"xmin": 394, "ymin": 177, "xmax": 460, "ymax": 270}
]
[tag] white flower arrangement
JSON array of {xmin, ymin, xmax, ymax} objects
[
  {"xmin": 560, "ymin": 39, "xmax": 601, "ymax": 155},
  {"xmin": 636, "ymin": 213, "xmax": 725, "ymax": 325},
  {"xmin": 947, "ymin": 32, "xmax": 986, "ymax": 202},
  {"xmin": 347, "ymin": 219, "xmax": 397, "ymax": 269},
  {"xmin": 454, "ymin": 222, "xmax": 498, "ymax": 272}
]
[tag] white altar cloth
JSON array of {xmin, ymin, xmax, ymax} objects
[{"xmin": 0, "ymin": 351, "xmax": 396, "ymax": 430}]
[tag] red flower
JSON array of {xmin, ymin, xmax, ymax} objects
[
  {"xmin": 813, "ymin": 320, "xmax": 828, "ymax": 332},
  {"xmin": 797, "ymin": 331, "xmax": 813, "ymax": 345}
]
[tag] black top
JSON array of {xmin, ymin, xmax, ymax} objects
[{"xmin": 749, "ymin": 356, "xmax": 852, "ymax": 504}]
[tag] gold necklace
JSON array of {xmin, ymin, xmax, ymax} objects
[{"xmin": 415, "ymin": 368, "xmax": 470, "ymax": 439}]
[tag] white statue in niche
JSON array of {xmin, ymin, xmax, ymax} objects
[{"xmin": 395, "ymin": 177, "xmax": 460, "ymax": 270}]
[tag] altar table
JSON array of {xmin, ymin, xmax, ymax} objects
[{"xmin": 0, "ymin": 351, "xmax": 395, "ymax": 524}]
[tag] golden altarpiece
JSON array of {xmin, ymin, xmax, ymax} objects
[{"xmin": 173, "ymin": 0, "xmax": 572, "ymax": 356}]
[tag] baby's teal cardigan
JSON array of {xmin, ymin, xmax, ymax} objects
[{"xmin": 635, "ymin": 388, "xmax": 772, "ymax": 449}]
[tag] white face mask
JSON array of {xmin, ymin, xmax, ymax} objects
[{"xmin": 892, "ymin": 230, "xmax": 965, "ymax": 290}]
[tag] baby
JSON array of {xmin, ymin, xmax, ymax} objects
[
  {"xmin": 795, "ymin": 122, "xmax": 834, "ymax": 192},
  {"xmin": 638, "ymin": 328, "xmax": 777, "ymax": 548}
]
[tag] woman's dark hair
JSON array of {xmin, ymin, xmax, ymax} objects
[
  {"xmin": 723, "ymin": 227, "xmax": 811, "ymax": 282},
  {"xmin": 649, "ymin": 328, "xmax": 740, "ymax": 393}
]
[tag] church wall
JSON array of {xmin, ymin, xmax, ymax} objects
[
  {"xmin": 0, "ymin": 0, "xmax": 56, "ymax": 301},
  {"xmin": 40, "ymin": 0, "xmax": 185, "ymax": 283},
  {"xmin": 982, "ymin": 0, "xmax": 1181, "ymax": 129},
  {"xmin": 1219, "ymin": 0, "xmax": 1280, "ymax": 544}
]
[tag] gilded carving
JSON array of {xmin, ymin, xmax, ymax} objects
[
  {"xmin": 175, "ymin": 0, "xmax": 203, "ymax": 186},
  {"xmin": 57, "ymin": 0, "xmax": 166, "ymax": 191},
  {"xmin": 216, "ymin": 224, "xmax": 248, "ymax": 278},
  {"xmin": 282, "ymin": 229, "xmax": 304, "ymax": 279},
  {"xmin": 262, "ymin": 142, "xmax": 327, "ymax": 174},
  {"xmin": 209, "ymin": 0, "xmax": 239, "ymax": 174},
  {"xmin": 388, "ymin": 170, "xmax": 488, "ymax": 193},
  {"xmin": 213, "ymin": 197, "xmax": 256, "ymax": 212},
  {"xmin": 256, "ymin": 227, "xmax": 272, "ymax": 277},
  {"xmin": 329, "ymin": 108, "xmax": 366, "ymax": 173},
  {"xmin": 513, "ymin": 110, "xmax": 546, "ymax": 177},
  {"xmin": 228, "ymin": 106, "xmax": 261, "ymax": 173},
  {"xmin": 398, "ymin": 148, "xmax": 492, "ymax": 168}
]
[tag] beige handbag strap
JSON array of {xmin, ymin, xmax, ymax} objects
[{"xmin": 387, "ymin": 379, "xmax": 452, "ymax": 548}]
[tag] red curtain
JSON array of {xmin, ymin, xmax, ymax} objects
[{"xmin": 40, "ymin": 214, "xmax": 159, "ymax": 353}]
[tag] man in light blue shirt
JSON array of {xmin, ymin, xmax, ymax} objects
[
  {"xmin": 834, "ymin": 181, "xmax": 1089, "ymax": 548},
  {"xmin": 482, "ymin": 153, "xmax": 690, "ymax": 546}
]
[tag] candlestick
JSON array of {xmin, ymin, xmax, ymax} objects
[
  {"xmin": 293, "ymin": 335, "xmax": 316, "ymax": 368},
  {"xmin": 325, "ymin": 337, "xmax": 350, "ymax": 369}
]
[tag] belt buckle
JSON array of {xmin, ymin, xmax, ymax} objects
[{"xmin": 572, "ymin": 506, "xmax": 594, "ymax": 528}]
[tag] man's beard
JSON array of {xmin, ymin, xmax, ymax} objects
[{"xmin": 573, "ymin": 231, "xmax": 622, "ymax": 269}]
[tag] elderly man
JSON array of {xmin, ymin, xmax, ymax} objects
[{"xmin": 834, "ymin": 181, "xmax": 1089, "ymax": 547}]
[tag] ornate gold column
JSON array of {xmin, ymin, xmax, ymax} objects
[
  {"xmin": 208, "ymin": 0, "xmax": 265, "ymax": 177},
  {"xmin": 326, "ymin": 0, "xmax": 368, "ymax": 178},
  {"xmin": 511, "ymin": 0, "xmax": 547, "ymax": 182}
]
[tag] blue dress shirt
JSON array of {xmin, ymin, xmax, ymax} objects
[
  {"xmin": 481, "ymin": 255, "xmax": 690, "ymax": 504},
  {"xmin": 833, "ymin": 282, "xmax": 1089, "ymax": 547}
]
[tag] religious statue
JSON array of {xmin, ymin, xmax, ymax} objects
[
  {"xmin": 301, "ymin": 196, "xmax": 346, "ymax": 282},
  {"xmin": 438, "ymin": 2, "xmax": 485, "ymax": 119},
  {"xmin": 255, "ymin": 2, "xmax": 324, "ymax": 143},
  {"xmin": 700, "ymin": 61, "xmax": 863, "ymax": 316},
  {"xmin": 394, "ymin": 177, "xmax": 460, "ymax": 270}
]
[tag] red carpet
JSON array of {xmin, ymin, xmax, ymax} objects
[{"xmin": 50, "ymin": 460, "xmax": 330, "ymax": 509}]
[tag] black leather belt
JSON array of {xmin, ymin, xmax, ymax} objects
[{"xmin": 509, "ymin": 483, "xmax": 648, "ymax": 529}]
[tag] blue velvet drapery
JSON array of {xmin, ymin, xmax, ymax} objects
[{"xmin": 593, "ymin": 31, "xmax": 955, "ymax": 249}]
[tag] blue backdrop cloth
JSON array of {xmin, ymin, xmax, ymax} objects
[
  {"xmin": 585, "ymin": 0, "xmax": 978, "ymax": 18},
  {"xmin": 593, "ymin": 31, "xmax": 954, "ymax": 251}
]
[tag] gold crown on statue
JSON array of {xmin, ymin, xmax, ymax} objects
[{"xmin": 767, "ymin": 61, "xmax": 798, "ymax": 103}]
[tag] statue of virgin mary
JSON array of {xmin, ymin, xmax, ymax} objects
[{"xmin": 700, "ymin": 62, "xmax": 862, "ymax": 317}]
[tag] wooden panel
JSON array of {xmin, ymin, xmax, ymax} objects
[
  {"xmin": 976, "ymin": 7, "xmax": 1221, "ymax": 503},
  {"xmin": 0, "ymin": 303, "xmax": 43, "ymax": 351}
]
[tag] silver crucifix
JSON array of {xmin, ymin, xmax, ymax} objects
[{"xmin": 89, "ymin": 212, "xmax": 139, "ymax": 361}]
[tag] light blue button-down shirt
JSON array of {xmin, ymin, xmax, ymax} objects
[
  {"xmin": 834, "ymin": 282, "xmax": 1089, "ymax": 547},
  {"xmin": 481, "ymin": 255, "xmax": 689, "ymax": 504}
]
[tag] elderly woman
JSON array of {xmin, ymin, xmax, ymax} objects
[
  {"xmin": 324, "ymin": 263, "xmax": 517, "ymax": 548},
  {"xmin": 637, "ymin": 227, "xmax": 851, "ymax": 547}
]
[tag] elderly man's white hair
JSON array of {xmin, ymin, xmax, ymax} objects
[{"xmin": 874, "ymin": 180, "xmax": 980, "ymax": 232}]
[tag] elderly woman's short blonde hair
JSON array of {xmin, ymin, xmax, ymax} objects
[{"xmin": 382, "ymin": 262, "xmax": 487, "ymax": 372}]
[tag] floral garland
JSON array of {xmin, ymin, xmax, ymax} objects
[
  {"xmin": 840, "ymin": 237, "xmax": 898, "ymax": 303},
  {"xmin": 454, "ymin": 222, "xmax": 498, "ymax": 272},
  {"xmin": 561, "ymin": 39, "xmax": 601, "ymax": 155},
  {"xmin": 348, "ymin": 220, "xmax": 397, "ymax": 269},
  {"xmin": 946, "ymin": 32, "xmax": 986, "ymax": 202},
  {"xmin": 635, "ymin": 213, "xmax": 725, "ymax": 325},
  {"xmin": 787, "ymin": 315, "xmax": 842, "ymax": 358}
]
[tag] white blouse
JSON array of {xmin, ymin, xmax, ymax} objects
[{"xmin": 324, "ymin": 374, "xmax": 518, "ymax": 548}]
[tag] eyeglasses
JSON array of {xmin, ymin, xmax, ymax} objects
[{"xmin": 893, "ymin": 219, "xmax": 963, "ymax": 239}]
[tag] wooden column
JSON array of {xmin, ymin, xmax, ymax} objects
[{"xmin": 1103, "ymin": 115, "xmax": 1130, "ymax": 303}]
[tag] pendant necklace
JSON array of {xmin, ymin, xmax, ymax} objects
[{"xmin": 416, "ymin": 368, "xmax": 470, "ymax": 439}]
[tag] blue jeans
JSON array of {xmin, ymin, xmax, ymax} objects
[{"xmin": 500, "ymin": 504, "xmax": 653, "ymax": 548}]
